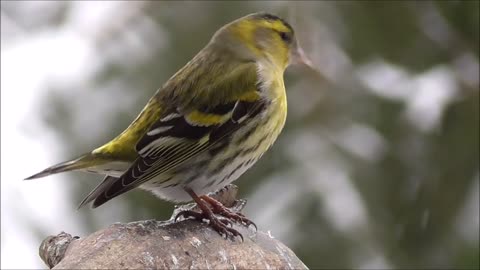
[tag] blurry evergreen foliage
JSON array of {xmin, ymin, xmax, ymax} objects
[{"xmin": 6, "ymin": 1, "xmax": 478, "ymax": 269}]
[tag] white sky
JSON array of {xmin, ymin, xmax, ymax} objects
[
  {"xmin": 1, "ymin": 6, "xmax": 97, "ymax": 269},
  {"xmin": 0, "ymin": 2, "xmax": 165, "ymax": 267},
  {"xmin": 0, "ymin": 2, "xmax": 157, "ymax": 267}
]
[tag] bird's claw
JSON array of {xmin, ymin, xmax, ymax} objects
[
  {"xmin": 174, "ymin": 209, "xmax": 243, "ymax": 241},
  {"xmin": 209, "ymin": 217, "xmax": 244, "ymax": 242},
  {"xmin": 174, "ymin": 210, "xmax": 204, "ymax": 222},
  {"xmin": 201, "ymin": 195, "xmax": 257, "ymax": 231}
]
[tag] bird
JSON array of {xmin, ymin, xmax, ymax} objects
[{"xmin": 25, "ymin": 12, "xmax": 311, "ymax": 239}]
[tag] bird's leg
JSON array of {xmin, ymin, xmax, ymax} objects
[
  {"xmin": 200, "ymin": 194, "xmax": 257, "ymax": 230},
  {"xmin": 175, "ymin": 187, "xmax": 243, "ymax": 241}
]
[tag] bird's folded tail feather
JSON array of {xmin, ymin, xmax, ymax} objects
[
  {"xmin": 77, "ymin": 175, "xmax": 119, "ymax": 209},
  {"xmin": 24, "ymin": 153, "xmax": 102, "ymax": 180}
]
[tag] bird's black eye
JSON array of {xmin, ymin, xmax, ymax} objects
[{"xmin": 279, "ymin": 32, "xmax": 292, "ymax": 43}]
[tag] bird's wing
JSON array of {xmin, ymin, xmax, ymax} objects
[
  {"xmin": 90, "ymin": 60, "xmax": 267, "ymax": 208},
  {"xmin": 77, "ymin": 175, "xmax": 119, "ymax": 209}
]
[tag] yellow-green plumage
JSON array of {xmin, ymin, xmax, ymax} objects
[{"xmin": 26, "ymin": 12, "xmax": 305, "ymax": 210}]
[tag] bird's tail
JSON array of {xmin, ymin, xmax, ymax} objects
[{"xmin": 24, "ymin": 153, "xmax": 102, "ymax": 180}]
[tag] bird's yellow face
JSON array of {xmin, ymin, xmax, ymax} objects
[{"xmin": 214, "ymin": 13, "xmax": 307, "ymax": 71}]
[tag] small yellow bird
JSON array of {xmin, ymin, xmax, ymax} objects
[{"xmin": 26, "ymin": 12, "xmax": 310, "ymax": 239}]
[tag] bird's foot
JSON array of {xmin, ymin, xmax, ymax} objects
[
  {"xmin": 200, "ymin": 195, "xmax": 257, "ymax": 231},
  {"xmin": 175, "ymin": 208, "xmax": 242, "ymax": 241},
  {"xmin": 175, "ymin": 187, "xmax": 256, "ymax": 241}
]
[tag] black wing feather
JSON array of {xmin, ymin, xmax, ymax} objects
[{"xmin": 91, "ymin": 97, "xmax": 266, "ymax": 208}]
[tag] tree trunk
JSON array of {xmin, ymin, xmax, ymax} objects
[{"xmin": 39, "ymin": 185, "xmax": 308, "ymax": 269}]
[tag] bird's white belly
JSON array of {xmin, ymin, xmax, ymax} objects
[{"xmin": 144, "ymin": 150, "xmax": 261, "ymax": 203}]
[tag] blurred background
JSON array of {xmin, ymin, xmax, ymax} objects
[{"xmin": 1, "ymin": 1, "xmax": 478, "ymax": 269}]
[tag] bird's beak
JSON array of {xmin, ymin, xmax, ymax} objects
[{"xmin": 291, "ymin": 45, "xmax": 312, "ymax": 68}]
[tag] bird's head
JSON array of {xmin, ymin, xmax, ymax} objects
[{"xmin": 211, "ymin": 12, "xmax": 311, "ymax": 71}]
